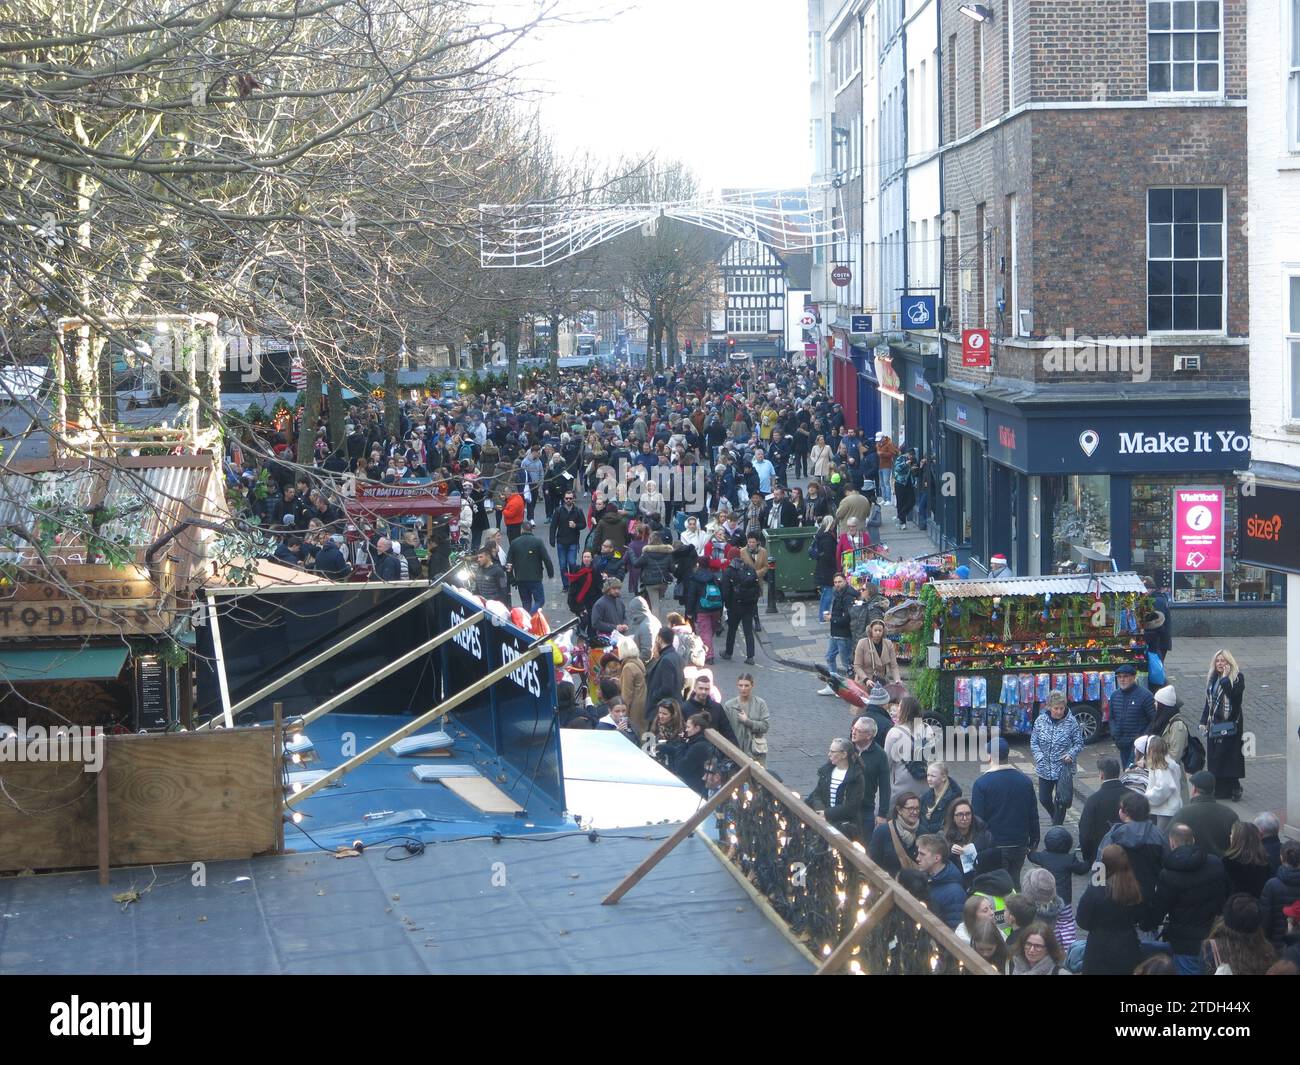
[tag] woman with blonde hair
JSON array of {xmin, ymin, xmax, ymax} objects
[
  {"xmin": 1142, "ymin": 734, "xmax": 1182, "ymax": 830},
  {"xmin": 615, "ymin": 635, "xmax": 648, "ymax": 735},
  {"xmin": 1201, "ymin": 648, "xmax": 1246, "ymax": 801}
]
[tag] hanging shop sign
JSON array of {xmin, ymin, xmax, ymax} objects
[
  {"xmin": 961, "ymin": 329, "xmax": 991, "ymax": 368},
  {"xmin": 1237, "ymin": 483, "xmax": 1300, "ymax": 574},
  {"xmin": 874, "ymin": 356, "xmax": 904, "ymax": 400},
  {"xmin": 901, "ymin": 296, "xmax": 936, "ymax": 329},
  {"xmin": 1173, "ymin": 486, "xmax": 1225, "ymax": 575}
]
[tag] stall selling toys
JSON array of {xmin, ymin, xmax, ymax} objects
[{"xmin": 906, "ymin": 572, "xmax": 1153, "ymax": 742}]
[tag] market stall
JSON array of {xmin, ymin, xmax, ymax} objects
[
  {"xmin": 343, "ymin": 479, "xmax": 462, "ymax": 575},
  {"xmin": 905, "ymin": 572, "xmax": 1153, "ymax": 742}
]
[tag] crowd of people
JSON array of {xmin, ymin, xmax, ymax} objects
[
  {"xmin": 809, "ymin": 674, "xmax": 1299, "ymax": 975},
  {"xmin": 218, "ymin": 355, "xmax": 1293, "ymax": 977}
]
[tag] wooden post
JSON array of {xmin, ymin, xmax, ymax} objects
[
  {"xmin": 602, "ymin": 764, "xmax": 753, "ymax": 905},
  {"xmin": 816, "ymin": 888, "xmax": 895, "ymax": 975},
  {"xmin": 272, "ymin": 702, "xmax": 285, "ymax": 854},
  {"xmin": 96, "ymin": 744, "xmax": 109, "ymax": 886},
  {"xmin": 701, "ymin": 729, "xmax": 997, "ymax": 975}
]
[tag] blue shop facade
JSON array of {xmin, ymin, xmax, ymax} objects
[{"xmin": 928, "ymin": 385, "xmax": 1280, "ymax": 610}]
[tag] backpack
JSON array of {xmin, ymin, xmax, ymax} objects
[
  {"xmin": 1179, "ymin": 727, "xmax": 1207, "ymax": 775},
  {"xmin": 698, "ymin": 580, "xmax": 724, "ymax": 612},
  {"xmin": 903, "ymin": 725, "xmax": 930, "ymax": 781},
  {"xmin": 733, "ymin": 563, "xmax": 761, "ymax": 605}
]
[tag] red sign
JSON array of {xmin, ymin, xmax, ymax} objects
[
  {"xmin": 831, "ymin": 265, "xmax": 852, "ymax": 287},
  {"xmin": 804, "ymin": 341, "xmax": 818, "ymax": 360},
  {"xmin": 1173, "ymin": 487, "xmax": 1224, "ymax": 574},
  {"xmin": 962, "ymin": 329, "xmax": 991, "ymax": 367},
  {"xmin": 998, "ymin": 425, "xmax": 1016, "ymax": 450},
  {"xmin": 874, "ymin": 356, "xmax": 903, "ymax": 399}
]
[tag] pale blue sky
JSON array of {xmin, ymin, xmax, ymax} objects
[{"xmin": 494, "ymin": 0, "xmax": 812, "ymax": 191}]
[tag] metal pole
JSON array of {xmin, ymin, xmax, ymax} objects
[
  {"xmin": 197, "ymin": 584, "xmax": 444, "ymax": 729},
  {"xmin": 284, "ymin": 642, "xmax": 551, "ymax": 808},
  {"xmin": 293, "ymin": 612, "xmax": 483, "ymax": 729},
  {"xmin": 207, "ymin": 595, "xmax": 234, "ymax": 729}
]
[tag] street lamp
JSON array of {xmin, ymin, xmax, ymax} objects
[{"xmin": 959, "ymin": 4, "xmax": 994, "ymax": 22}]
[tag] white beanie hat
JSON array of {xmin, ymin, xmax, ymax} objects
[{"xmin": 1154, "ymin": 685, "xmax": 1178, "ymax": 707}]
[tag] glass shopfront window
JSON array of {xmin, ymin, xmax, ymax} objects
[
  {"xmin": 1130, "ymin": 475, "xmax": 1285, "ymax": 603},
  {"xmin": 1048, "ymin": 475, "xmax": 1112, "ymax": 571}
]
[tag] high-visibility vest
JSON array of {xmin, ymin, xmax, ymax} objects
[{"xmin": 973, "ymin": 891, "xmax": 1013, "ymax": 938}]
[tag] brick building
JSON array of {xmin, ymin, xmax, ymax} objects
[
  {"xmin": 924, "ymin": 0, "xmax": 1272, "ymax": 623},
  {"xmin": 1238, "ymin": 0, "xmax": 1300, "ymax": 830}
]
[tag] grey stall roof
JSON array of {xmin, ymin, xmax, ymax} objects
[
  {"xmin": 0, "ymin": 829, "xmax": 812, "ymax": 976},
  {"xmin": 931, "ymin": 572, "xmax": 1148, "ymax": 600}
]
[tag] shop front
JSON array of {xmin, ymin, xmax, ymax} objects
[
  {"xmin": 976, "ymin": 399, "xmax": 1277, "ymax": 609},
  {"xmin": 938, "ymin": 392, "xmax": 988, "ymax": 562},
  {"xmin": 850, "ymin": 345, "xmax": 881, "ymax": 442},
  {"xmin": 829, "ymin": 329, "xmax": 858, "ymax": 429}
]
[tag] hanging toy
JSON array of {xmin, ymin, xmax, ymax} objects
[{"xmin": 1041, "ymin": 593, "xmax": 1051, "ymax": 623}]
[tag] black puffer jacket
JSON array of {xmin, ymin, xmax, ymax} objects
[
  {"xmin": 472, "ymin": 561, "xmax": 510, "ymax": 604},
  {"xmin": 1143, "ymin": 844, "xmax": 1229, "ymax": 954}
]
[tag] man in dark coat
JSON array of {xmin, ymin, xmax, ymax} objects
[
  {"xmin": 850, "ymin": 715, "xmax": 891, "ymax": 827},
  {"xmin": 1078, "ymin": 755, "xmax": 1131, "ymax": 864},
  {"xmin": 312, "ymin": 535, "xmax": 350, "ymax": 580},
  {"xmin": 917, "ymin": 834, "xmax": 968, "ymax": 929},
  {"xmin": 1171, "ymin": 771, "xmax": 1239, "ymax": 857},
  {"xmin": 505, "ymin": 521, "xmax": 555, "ymax": 614},
  {"xmin": 1095, "ymin": 791, "xmax": 1170, "ymax": 903},
  {"xmin": 644, "ymin": 629, "xmax": 685, "ymax": 708},
  {"xmin": 672, "ymin": 713, "xmax": 717, "ymax": 796},
  {"xmin": 971, "ymin": 738, "xmax": 1039, "ymax": 889},
  {"xmin": 1109, "ymin": 663, "xmax": 1155, "ymax": 770},
  {"xmin": 471, "ymin": 545, "xmax": 511, "ymax": 605},
  {"xmin": 1142, "ymin": 822, "xmax": 1228, "ymax": 974},
  {"xmin": 372, "ymin": 536, "xmax": 404, "ymax": 582},
  {"xmin": 683, "ymin": 674, "xmax": 739, "ymax": 748}
]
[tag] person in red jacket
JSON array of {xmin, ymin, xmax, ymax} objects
[{"xmin": 503, "ymin": 491, "xmax": 526, "ymax": 541}]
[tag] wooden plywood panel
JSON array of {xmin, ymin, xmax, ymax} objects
[
  {"xmin": 442, "ymin": 776, "xmax": 524, "ymax": 814},
  {"xmin": 0, "ymin": 729, "xmax": 278, "ymax": 872}
]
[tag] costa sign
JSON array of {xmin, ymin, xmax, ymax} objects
[{"xmin": 831, "ymin": 265, "xmax": 852, "ymax": 287}]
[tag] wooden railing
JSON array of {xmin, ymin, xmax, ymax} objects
[{"xmin": 604, "ymin": 730, "xmax": 997, "ymax": 976}]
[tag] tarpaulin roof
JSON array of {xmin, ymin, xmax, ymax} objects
[
  {"xmin": 931, "ymin": 572, "xmax": 1148, "ymax": 600},
  {"xmin": 0, "ymin": 646, "xmax": 128, "ymax": 682}
]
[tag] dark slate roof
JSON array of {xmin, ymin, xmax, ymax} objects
[{"xmin": 0, "ymin": 830, "xmax": 813, "ymax": 975}]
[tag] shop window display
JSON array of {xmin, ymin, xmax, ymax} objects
[
  {"xmin": 1129, "ymin": 475, "xmax": 1284, "ymax": 603},
  {"xmin": 1050, "ymin": 475, "xmax": 1111, "ymax": 572}
]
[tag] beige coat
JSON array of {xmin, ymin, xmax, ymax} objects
[
  {"xmin": 723, "ymin": 695, "xmax": 770, "ymax": 757},
  {"xmin": 836, "ymin": 492, "xmax": 873, "ymax": 529},
  {"xmin": 810, "ymin": 443, "xmax": 833, "ymax": 479},
  {"xmin": 853, "ymin": 635, "xmax": 901, "ymax": 686},
  {"xmin": 619, "ymin": 656, "xmax": 648, "ymax": 734}
]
